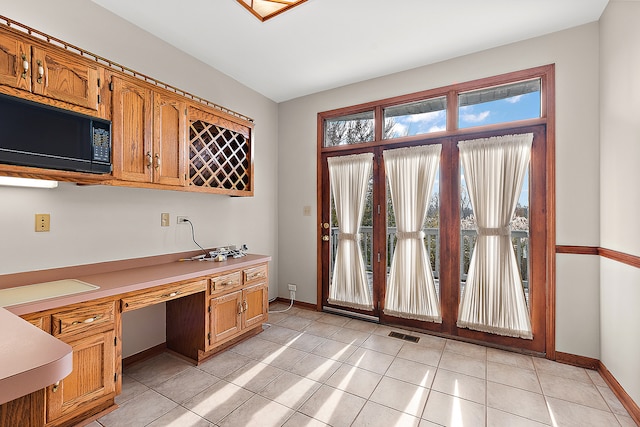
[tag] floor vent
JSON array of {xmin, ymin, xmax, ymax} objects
[{"xmin": 388, "ymin": 331, "xmax": 420, "ymax": 343}]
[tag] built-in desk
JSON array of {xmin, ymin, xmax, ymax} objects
[{"xmin": 0, "ymin": 252, "xmax": 271, "ymax": 427}]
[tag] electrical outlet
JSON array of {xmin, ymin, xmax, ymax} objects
[
  {"xmin": 35, "ymin": 213, "xmax": 50, "ymax": 232},
  {"xmin": 288, "ymin": 284, "xmax": 297, "ymax": 291},
  {"xmin": 177, "ymin": 216, "xmax": 189, "ymax": 224},
  {"xmin": 161, "ymin": 213, "xmax": 170, "ymax": 227}
]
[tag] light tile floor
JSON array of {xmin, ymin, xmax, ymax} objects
[{"xmin": 89, "ymin": 304, "xmax": 637, "ymax": 426}]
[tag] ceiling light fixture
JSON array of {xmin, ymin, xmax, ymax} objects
[
  {"xmin": 0, "ymin": 176, "xmax": 59, "ymax": 189},
  {"xmin": 235, "ymin": 0, "xmax": 308, "ymax": 21}
]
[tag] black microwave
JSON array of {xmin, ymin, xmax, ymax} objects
[{"xmin": 0, "ymin": 93, "xmax": 111, "ymax": 174}]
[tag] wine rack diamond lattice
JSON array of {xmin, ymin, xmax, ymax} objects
[{"xmin": 189, "ymin": 120, "xmax": 251, "ymax": 192}]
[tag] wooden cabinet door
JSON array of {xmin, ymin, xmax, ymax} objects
[
  {"xmin": 30, "ymin": 46, "xmax": 98, "ymax": 111},
  {"xmin": 209, "ymin": 290, "xmax": 242, "ymax": 345},
  {"xmin": 153, "ymin": 92, "xmax": 186, "ymax": 186},
  {"xmin": 0, "ymin": 32, "xmax": 31, "ymax": 91},
  {"xmin": 47, "ymin": 330, "xmax": 116, "ymax": 423},
  {"xmin": 243, "ymin": 283, "xmax": 268, "ymax": 329},
  {"xmin": 112, "ymin": 76, "xmax": 153, "ymax": 182},
  {"xmin": 0, "ymin": 390, "xmax": 45, "ymax": 427}
]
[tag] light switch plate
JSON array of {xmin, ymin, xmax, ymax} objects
[{"xmin": 161, "ymin": 213, "xmax": 170, "ymax": 227}]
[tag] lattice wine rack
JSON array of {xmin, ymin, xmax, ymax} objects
[{"xmin": 189, "ymin": 119, "xmax": 252, "ymax": 194}]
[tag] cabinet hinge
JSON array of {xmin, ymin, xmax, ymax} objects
[
  {"xmin": 377, "ymin": 301, "xmax": 381, "ymax": 310},
  {"xmin": 114, "ymin": 337, "xmax": 117, "ymax": 346},
  {"xmin": 114, "ymin": 373, "xmax": 118, "ymax": 382},
  {"xmin": 97, "ymin": 78, "xmax": 101, "ymax": 88},
  {"xmin": 377, "ymin": 253, "xmax": 381, "ymax": 263},
  {"xmin": 207, "ymin": 332, "xmax": 211, "ymax": 340},
  {"xmin": 109, "ymin": 81, "xmax": 114, "ymax": 91},
  {"xmin": 377, "ymin": 204, "xmax": 381, "ymax": 215},
  {"xmin": 184, "ymin": 108, "xmax": 187, "ymax": 116},
  {"xmin": 97, "ymin": 94, "xmax": 101, "ymax": 104},
  {"xmin": 208, "ymin": 306, "xmax": 211, "ymax": 313}
]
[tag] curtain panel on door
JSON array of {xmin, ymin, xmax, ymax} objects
[
  {"xmin": 383, "ymin": 145, "xmax": 442, "ymax": 322},
  {"xmin": 327, "ymin": 153, "xmax": 374, "ymax": 310},
  {"xmin": 457, "ymin": 134, "xmax": 533, "ymax": 339}
]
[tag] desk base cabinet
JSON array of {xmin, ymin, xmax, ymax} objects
[{"xmin": 166, "ymin": 262, "xmax": 269, "ymax": 364}]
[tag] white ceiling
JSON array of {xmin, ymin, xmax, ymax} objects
[{"xmin": 92, "ymin": 0, "xmax": 609, "ymax": 103}]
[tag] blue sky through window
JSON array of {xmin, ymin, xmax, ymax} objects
[
  {"xmin": 387, "ymin": 89, "xmax": 540, "ymax": 138},
  {"xmin": 459, "ymin": 91, "xmax": 541, "ymax": 129}
]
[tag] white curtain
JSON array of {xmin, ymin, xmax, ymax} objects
[
  {"xmin": 384, "ymin": 145, "xmax": 442, "ymax": 322},
  {"xmin": 457, "ymin": 134, "xmax": 533, "ymax": 339},
  {"xmin": 327, "ymin": 153, "xmax": 374, "ymax": 310}
]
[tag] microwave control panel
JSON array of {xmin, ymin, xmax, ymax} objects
[{"xmin": 92, "ymin": 125, "xmax": 111, "ymax": 164}]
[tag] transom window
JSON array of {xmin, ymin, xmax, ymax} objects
[
  {"xmin": 383, "ymin": 97, "xmax": 447, "ymax": 139},
  {"xmin": 324, "ymin": 111, "xmax": 374, "ymax": 147},
  {"xmin": 458, "ymin": 79, "xmax": 541, "ymax": 129}
]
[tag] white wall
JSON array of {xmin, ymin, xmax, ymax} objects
[
  {"xmin": 555, "ymin": 254, "xmax": 600, "ymax": 358},
  {"xmin": 599, "ymin": 0, "xmax": 640, "ymax": 405},
  {"xmin": 0, "ymin": 0, "xmax": 279, "ymax": 356},
  {"xmin": 278, "ymin": 23, "xmax": 601, "ymax": 357}
]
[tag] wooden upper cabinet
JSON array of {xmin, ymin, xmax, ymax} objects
[
  {"xmin": 30, "ymin": 45, "xmax": 99, "ymax": 111},
  {"xmin": 111, "ymin": 75, "xmax": 186, "ymax": 186},
  {"xmin": 0, "ymin": 29, "xmax": 100, "ymax": 112},
  {"xmin": 0, "ymin": 32, "xmax": 31, "ymax": 91},
  {"xmin": 153, "ymin": 92, "xmax": 187, "ymax": 186},
  {"xmin": 111, "ymin": 76, "xmax": 153, "ymax": 183}
]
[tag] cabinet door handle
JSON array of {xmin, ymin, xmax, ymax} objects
[
  {"xmin": 237, "ymin": 302, "xmax": 243, "ymax": 315},
  {"xmin": 243, "ymin": 300, "xmax": 248, "ymax": 312},
  {"xmin": 146, "ymin": 152, "xmax": 152, "ymax": 168},
  {"xmin": 21, "ymin": 54, "xmax": 28, "ymax": 79},
  {"xmin": 36, "ymin": 59, "xmax": 44, "ymax": 84},
  {"xmin": 52, "ymin": 381, "xmax": 60, "ymax": 393},
  {"xmin": 154, "ymin": 153, "xmax": 161, "ymax": 170}
]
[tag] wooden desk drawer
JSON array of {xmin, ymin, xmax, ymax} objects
[
  {"xmin": 210, "ymin": 271, "xmax": 242, "ymax": 294},
  {"xmin": 52, "ymin": 300, "xmax": 115, "ymax": 338},
  {"xmin": 243, "ymin": 265, "xmax": 267, "ymax": 284},
  {"xmin": 20, "ymin": 312, "xmax": 50, "ymax": 332},
  {"xmin": 121, "ymin": 279, "xmax": 207, "ymax": 312}
]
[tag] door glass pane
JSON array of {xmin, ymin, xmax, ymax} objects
[
  {"xmin": 324, "ymin": 111, "xmax": 375, "ymax": 146},
  {"xmin": 329, "ymin": 173, "xmax": 374, "ymax": 302},
  {"xmin": 458, "ymin": 79, "xmax": 541, "ymax": 129},
  {"xmin": 383, "ymin": 97, "xmax": 446, "ymax": 139},
  {"xmin": 386, "ymin": 167, "xmax": 440, "ymax": 298},
  {"xmin": 459, "ymin": 166, "xmax": 530, "ymax": 305}
]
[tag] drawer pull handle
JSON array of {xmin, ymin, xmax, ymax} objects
[
  {"xmin": 162, "ymin": 291, "xmax": 180, "ymax": 298},
  {"xmin": 71, "ymin": 315, "xmax": 101, "ymax": 325},
  {"xmin": 219, "ymin": 280, "xmax": 237, "ymax": 287}
]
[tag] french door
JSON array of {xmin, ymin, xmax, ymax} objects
[{"xmin": 319, "ymin": 126, "xmax": 547, "ymax": 353}]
